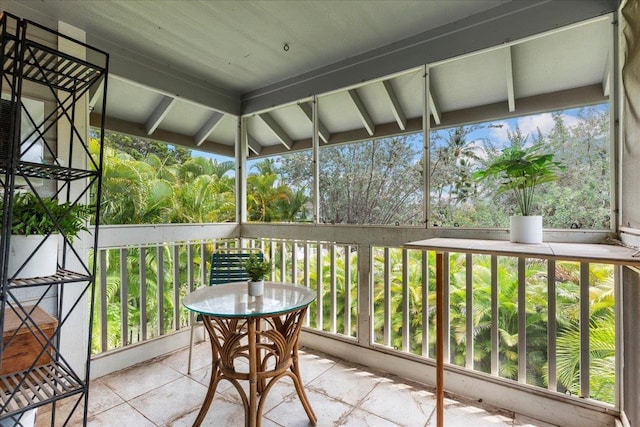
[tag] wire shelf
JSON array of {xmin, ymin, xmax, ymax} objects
[{"xmin": 0, "ymin": 362, "xmax": 83, "ymax": 417}]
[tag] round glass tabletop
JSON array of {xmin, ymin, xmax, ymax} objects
[{"xmin": 182, "ymin": 281, "xmax": 316, "ymax": 318}]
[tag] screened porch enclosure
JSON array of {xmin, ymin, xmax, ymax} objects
[{"xmin": 3, "ymin": 0, "xmax": 640, "ymax": 426}]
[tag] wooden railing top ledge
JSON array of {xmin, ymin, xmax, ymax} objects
[{"xmin": 404, "ymin": 238, "xmax": 640, "ymax": 267}]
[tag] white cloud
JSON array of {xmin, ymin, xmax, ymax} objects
[
  {"xmin": 486, "ymin": 112, "xmax": 581, "ymax": 148},
  {"xmin": 517, "ymin": 113, "xmax": 556, "ymax": 139},
  {"xmin": 487, "ymin": 120, "xmax": 511, "ymax": 146}
]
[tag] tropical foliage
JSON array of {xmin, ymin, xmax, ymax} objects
[
  {"xmin": 473, "ymin": 144, "xmax": 566, "ymax": 216},
  {"xmin": 430, "ymin": 106, "xmax": 610, "ymax": 228},
  {"xmin": 92, "ymin": 133, "xmax": 236, "ymax": 224},
  {"xmin": 7, "ymin": 192, "xmax": 90, "ymax": 241}
]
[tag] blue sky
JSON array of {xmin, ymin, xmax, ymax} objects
[{"xmin": 192, "ymin": 103, "xmax": 609, "ymax": 165}]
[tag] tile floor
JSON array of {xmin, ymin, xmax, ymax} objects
[{"xmin": 35, "ymin": 342, "xmax": 552, "ymax": 427}]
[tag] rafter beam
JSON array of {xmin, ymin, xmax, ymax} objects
[
  {"xmin": 194, "ymin": 112, "xmax": 224, "ymax": 146},
  {"xmin": 89, "ymin": 79, "xmax": 104, "ymax": 111},
  {"xmin": 505, "ymin": 46, "xmax": 515, "ymax": 112},
  {"xmin": 247, "ymin": 133, "xmax": 262, "ymax": 155},
  {"xmin": 348, "ymin": 89, "xmax": 375, "ymax": 136},
  {"xmin": 602, "ymin": 50, "xmax": 610, "ymax": 97},
  {"xmin": 259, "ymin": 113, "xmax": 292, "ymax": 149},
  {"xmin": 428, "ymin": 88, "xmax": 441, "ymax": 125},
  {"xmin": 298, "ymin": 102, "xmax": 330, "ymax": 143},
  {"xmin": 145, "ymin": 95, "xmax": 176, "ymax": 135},
  {"xmin": 382, "ymin": 80, "xmax": 406, "ymax": 131}
]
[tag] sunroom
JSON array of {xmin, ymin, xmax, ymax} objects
[{"xmin": 1, "ymin": 0, "xmax": 640, "ymax": 426}]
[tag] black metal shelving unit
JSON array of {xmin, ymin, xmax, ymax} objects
[{"xmin": 0, "ymin": 12, "xmax": 108, "ymax": 426}]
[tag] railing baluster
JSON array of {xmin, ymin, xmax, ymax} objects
[
  {"xmin": 547, "ymin": 259, "xmax": 557, "ymax": 391},
  {"xmin": 292, "ymin": 241, "xmax": 299, "ymax": 285},
  {"xmin": 580, "ymin": 262, "xmax": 590, "ymax": 398},
  {"xmin": 280, "ymin": 240, "xmax": 286, "ymax": 281},
  {"xmin": 518, "ymin": 257, "xmax": 526, "ymax": 383},
  {"xmin": 316, "ymin": 243, "xmax": 323, "ymax": 330},
  {"xmin": 303, "ymin": 242, "xmax": 310, "ymax": 327},
  {"xmin": 200, "ymin": 241, "xmax": 207, "ymax": 289},
  {"xmin": 443, "ymin": 252, "xmax": 450, "ymax": 364},
  {"xmin": 120, "ymin": 248, "xmax": 128, "ymax": 346},
  {"xmin": 157, "ymin": 246, "xmax": 164, "ymax": 337},
  {"xmin": 344, "ymin": 245, "xmax": 352, "ymax": 338},
  {"xmin": 269, "ymin": 240, "xmax": 276, "ymax": 281},
  {"xmin": 490, "ymin": 255, "xmax": 498, "ymax": 376},
  {"xmin": 421, "ymin": 250, "xmax": 429, "ymax": 357},
  {"xmin": 182, "ymin": 242, "xmax": 193, "ymax": 329},
  {"xmin": 330, "ymin": 244, "xmax": 337, "ymax": 334},
  {"xmin": 99, "ymin": 249, "xmax": 107, "ymax": 352},
  {"xmin": 402, "ymin": 249, "xmax": 409, "ymax": 352},
  {"xmin": 466, "ymin": 253, "xmax": 473, "ymax": 369},
  {"xmin": 172, "ymin": 245, "xmax": 180, "ymax": 331},
  {"xmin": 383, "ymin": 247, "xmax": 391, "ymax": 348},
  {"xmin": 140, "ymin": 247, "xmax": 147, "ymax": 341}
]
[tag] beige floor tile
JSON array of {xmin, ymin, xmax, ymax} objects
[
  {"xmin": 60, "ymin": 345, "xmax": 550, "ymax": 426},
  {"xmin": 266, "ymin": 388, "xmax": 353, "ymax": 427},
  {"xmin": 297, "ymin": 348, "xmax": 337, "ymax": 384},
  {"xmin": 307, "ymin": 362, "xmax": 383, "ymax": 406},
  {"xmin": 86, "ymin": 379, "xmax": 126, "ymax": 417},
  {"xmin": 128, "ymin": 376, "xmax": 207, "ymax": 425},
  {"xmin": 166, "ymin": 392, "xmax": 247, "ymax": 426},
  {"xmin": 100, "ymin": 361, "xmax": 183, "ymax": 401},
  {"xmin": 85, "ymin": 403, "xmax": 155, "ymax": 427},
  {"xmin": 336, "ymin": 408, "xmax": 402, "ymax": 426},
  {"xmin": 35, "ymin": 394, "xmax": 86, "ymax": 427},
  {"xmin": 161, "ymin": 339, "xmax": 212, "ymax": 375},
  {"xmin": 360, "ymin": 376, "xmax": 435, "ymax": 426}
]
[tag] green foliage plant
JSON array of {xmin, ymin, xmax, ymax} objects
[
  {"xmin": 473, "ymin": 144, "xmax": 565, "ymax": 216},
  {"xmin": 8, "ymin": 192, "xmax": 90, "ymax": 242},
  {"xmin": 242, "ymin": 253, "xmax": 272, "ymax": 282}
]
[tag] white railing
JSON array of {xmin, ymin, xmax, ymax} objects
[{"xmin": 92, "ymin": 223, "xmax": 620, "ymax": 426}]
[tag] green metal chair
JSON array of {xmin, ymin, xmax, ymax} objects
[{"xmin": 187, "ymin": 248, "xmax": 264, "ymax": 374}]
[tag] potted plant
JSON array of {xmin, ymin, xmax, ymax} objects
[
  {"xmin": 473, "ymin": 143, "xmax": 565, "ymax": 243},
  {"xmin": 4, "ymin": 192, "xmax": 91, "ymax": 278},
  {"xmin": 242, "ymin": 253, "xmax": 271, "ymax": 296}
]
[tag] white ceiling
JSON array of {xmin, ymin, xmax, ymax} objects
[
  {"xmin": 4, "ymin": 0, "xmax": 508, "ymax": 94},
  {"xmin": 1, "ymin": 0, "xmax": 618, "ymax": 158}
]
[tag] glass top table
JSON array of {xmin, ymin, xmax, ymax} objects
[
  {"xmin": 182, "ymin": 281, "xmax": 316, "ymax": 318},
  {"xmin": 182, "ymin": 281, "xmax": 317, "ymax": 427}
]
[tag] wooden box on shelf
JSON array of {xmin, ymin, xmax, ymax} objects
[{"xmin": 1, "ymin": 305, "xmax": 58, "ymax": 375}]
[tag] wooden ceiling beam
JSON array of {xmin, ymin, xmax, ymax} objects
[
  {"xmin": 298, "ymin": 102, "xmax": 330, "ymax": 143},
  {"xmin": 348, "ymin": 89, "xmax": 375, "ymax": 136},
  {"xmin": 382, "ymin": 80, "xmax": 407, "ymax": 131},
  {"xmin": 195, "ymin": 112, "xmax": 224, "ymax": 146},
  {"xmin": 428, "ymin": 87, "xmax": 441, "ymax": 125},
  {"xmin": 259, "ymin": 113, "xmax": 292, "ymax": 149},
  {"xmin": 505, "ymin": 46, "xmax": 516, "ymax": 112},
  {"xmin": 145, "ymin": 95, "xmax": 176, "ymax": 135},
  {"xmin": 602, "ymin": 50, "xmax": 611, "ymax": 97},
  {"xmin": 247, "ymin": 133, "xmax": 263, "ymax": 155}
]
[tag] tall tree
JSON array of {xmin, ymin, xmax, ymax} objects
[
  {"xmin": 104, "ymin": 130, "xmax": 191, "ymax": 164},
  {"xmin": 317, "ymin": 135, "xmax": 423, "ymax": 225}
]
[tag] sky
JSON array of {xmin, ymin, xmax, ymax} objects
[
  {"xmin": 487, "ymin": 103, "xmax": 608, "ymax": 147},
  {"xmin": 192, "ymin": 103, "xmax": 610, "ymax": 165}
]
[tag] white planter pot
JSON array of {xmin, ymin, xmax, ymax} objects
[
  {"xmin": 510, "ymin": 216, "xmax": 543, "ymax": 244},
  {"xmin": 248, "ymin": 280, "xmax": 264, "ymax": 296},
  {"xmin": 8, "ymin": 234, "xmax": 59, "ymax": 279}
]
